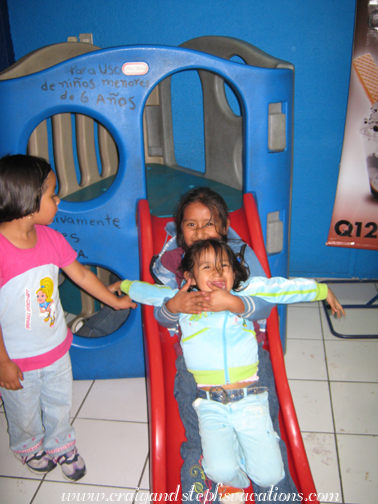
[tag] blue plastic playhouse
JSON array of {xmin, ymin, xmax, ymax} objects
[{"xmin": 0, "ymin": 37, "xmax": 294, "ymax": 379}]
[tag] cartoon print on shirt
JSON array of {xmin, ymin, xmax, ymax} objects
[
  {"xmin": 36, "ymin": 277, "xmax": 56, "ymax": 327},
  {"xmin": 189, "ymin": 312, "xmax": 209, "ymax": 322}
]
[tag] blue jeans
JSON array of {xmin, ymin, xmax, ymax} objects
[
  {"xmin": 193, "ymin": 391, "xmax": 284, "ymax": 489},
  {"xmin": 75, "ymin": 306, "xmax": 130, "ymax": 337},
  {"xmin": 174, "ymin": 343, "xmax": 299, "ymax": 502},
  {"xmin": 0, "ymin": 352, "xmax": 75, "ymax": 457}
]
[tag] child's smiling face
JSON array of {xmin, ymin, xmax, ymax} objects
[
  {"xmin": 188, "ymin": 246, "xmax": 235, "ymax": 292},
  {"xmin": 181, "ymin": 202, "xmax": 226, "ymax": 248}
]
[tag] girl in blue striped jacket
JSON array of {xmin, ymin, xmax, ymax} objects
[{"xmin": 115, "ymin": 238, "xmax": 344, "ymax": 501}]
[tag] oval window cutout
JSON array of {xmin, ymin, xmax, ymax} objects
[{"xmin": 28, "ymin": 113, "xmax": 119, "ymax": 202}]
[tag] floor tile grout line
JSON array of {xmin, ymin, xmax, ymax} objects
[
  {"xmin": 71, "ymin": 417, "xmax": 149, "ymax": 424},
  {"xmin": 328, "ymin": 379, "xmax": 378, "ymax": 385},
  {"xmin": 287, "ymin": 337, "xmax": 378, "ymax": 342},
  {"xmin": 13, "ymin": 472, "xmax": 146, "ymax": 490},
  {"xmin": 71, "ymin": 380, "xmax": 96, "ymax": 424},
  {"xmin": 41, "ymin": 480, "xmax": 144, "ymax": 490},
  {"xmin": 133, "ymin": 452, "xmax": 150, "ymax": 502},
  {"xmin": 286, "ymin": 303, "xmax": 345, "ymax": 502},
  {"xmin": 286, "ymin": 338, "xmax": 326, "ymax": 341},
  {"xmin": 288, "ymin": 378, "xmax": 331, "ymax": 383},
  {"xmin": 300, "ymin": 429, "xmax": 378, "ymax": 437},
  {"xmin": 318, "ymin": 303, "xmax": 331, "ymax": 384},
  {"xmin": 288, "ymin": 377, "xmax": 378, "ymax": 387},
  {"xmin": 288, "ymin": 378, "xmax": 378, "ymax": 385},
  {"xmin": 287, "ymin": 332, "xmax": 378, "ymax": 341},
  {"xmin": 334, "ymin": 431, "xmax": 378, "ymax": 437},
  {"xmin": 0, "ymin": 471, "xmax": 152, "ymax": 488},
  {"xmin": 29, "ymin": 476, "xmax": 47, "ymax": 504},
  {"xmin": 319, "ymin": 302, "xmax": 346, "ymax": 504},
  {"xmin": 299, "ymin": 430, "xmax": 341, "ymax": 438},
  {"xmin": 0, "ymin": 475, "xmax": 44, "ymax": 481}
]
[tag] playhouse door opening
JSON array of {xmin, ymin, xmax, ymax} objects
[{"xmin": 143, "ymin": 69, "xmax": 244, "ymax": 217}]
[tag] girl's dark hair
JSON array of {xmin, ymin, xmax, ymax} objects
[
  {"xmin": 0, "ymin": 154, "xmax": 52, "ymax": 223},
  {"xmin": 174, "ymin": 187, "xmax": 229, "ymax": 250},
  {"xmin": 179, "ymin": 239, "xmax": 250, "ymax": 291}
]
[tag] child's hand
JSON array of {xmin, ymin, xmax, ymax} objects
[
  {"xmin": 108, "ymin": 281, "xmax": 122, "ymax": 295},
  {"xmin": 113, "ymin": 294, "xmax": 137, "ymax": 310},
  {"xmin": 166, "ymin": 279, "xmax": 209, "ymax": 314},
  {"xmin": 202, "ymin": 282, "xmax": 245, "ymax": 313},
  {"xmin": 106, "ymin": 281, "xmax": 137, "ymax": 309},
  {"xmin": 0, "ymin": 359, "xmax": 24, "ymax": 390},
  {"xmin": 326, "ymin": 287, "xmax": 345, "ymax": 318}
]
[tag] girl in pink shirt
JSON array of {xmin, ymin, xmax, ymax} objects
[{"xmin": 0, "ymin": 154, "xmax": 136, "ymax": 481}]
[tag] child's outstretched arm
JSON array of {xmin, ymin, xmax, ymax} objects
[
  {"xmin": 110, "ymin": 279, "xmax": 197, "ymax": 324},
  {"xmin": 120, "ymin": 279, "xmax": 177, "ymax": 307},
  {"xmin": 0, "ymin": 326, "xmax": 24, "ymax": 390},
  {"xmin": 239, "ymin": 276, "xmax": 325, "ymax": 304},
  {"xmin": 237, "ymin": 276, "xmax": 346, "ymax": 318},
  {"xmin": 62, "ymin": 261, "xmax": 137, "ymax": 310},
  {"xmin": 326, "ymin": 287, "xmax": 345, "ymax": 318}
]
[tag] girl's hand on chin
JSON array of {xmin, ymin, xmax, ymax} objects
[
  {"xmin": 165, "ymin": 279, "xmax": 209, "ymax": 314},
  {"xmin": 201, "ymin": 282, "xmax": 245, "ymax": 314}
]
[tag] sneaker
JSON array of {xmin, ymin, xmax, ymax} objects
[
  {"xmin": 22, "ymin": 450, "xmax": 57, "ymax": 474},
  {"xmin": 57, "ymin": 447, "xmax": 86, "ymax": 481}
]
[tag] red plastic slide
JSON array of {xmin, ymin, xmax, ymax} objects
[{"xmin": 137, "ymin": 193, "xmax": 318, "ymax": 503}]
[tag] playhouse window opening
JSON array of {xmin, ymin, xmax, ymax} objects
[{"xmin": 27, "ymin": 113, "xmax": 119, "ymax": 202}]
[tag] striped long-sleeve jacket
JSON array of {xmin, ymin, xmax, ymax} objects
[{"xmin": 121, "ymin": 276, "xmax": 327, "ymax": 385}]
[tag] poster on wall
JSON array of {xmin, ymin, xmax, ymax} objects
[{"xmin": 327, "ymin": 0, "xmax": 378, "ymax": 250}]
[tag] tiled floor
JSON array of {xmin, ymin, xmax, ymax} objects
[
  {"xmin": 285, "ymin": 280, "xmax": 378, "ymax": 504},
  {"xmin": 0, "ymin": 281, "xmax": 377, "ymax": 504}
]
